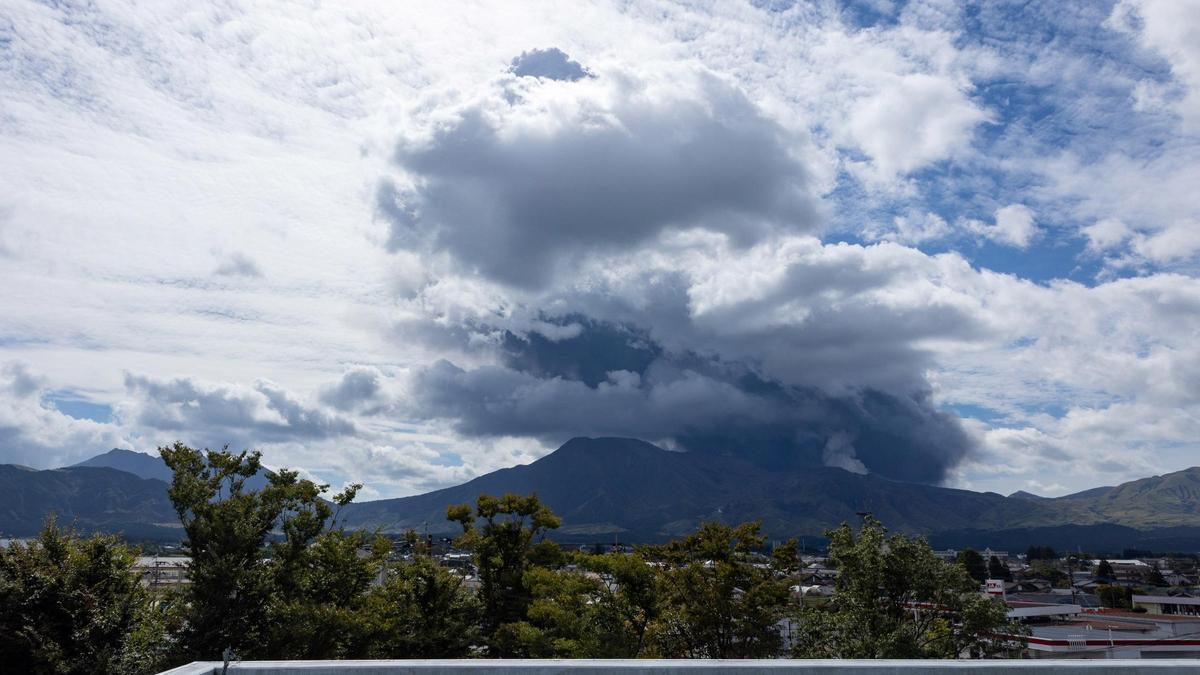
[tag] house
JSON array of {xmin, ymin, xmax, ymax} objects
[{"xmin": 1134, "ymin": 594, "xmax": 1200, "ymax": 617}]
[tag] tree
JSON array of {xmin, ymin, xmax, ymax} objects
[
  {"xmin": 1097, "ymin": 584, "xmax": 1132, "ymax": 609},
  {"xmin": 957, "ymin": 548, "xmax": 987, "ymax": 583},
  {"xmin": 502, "ymin": 551, "xmax": 661, "ymax": 658},
  {"xmin": 644, "ymin": 522, "xmax": 794, "ymax": 658},
  {"xmin": 1096, "ymin": 559, "xmax": 1115, "ymax": 579},
  {"xmin": 1025, "ymin": 545, "xmax": 1057, "ymax": 561},
  {"xmin": 362, "ymin": 553, "xmax": 481, "ymax": 657},
  {"xmin": 447, "ymin": 493, "xmax": 561, "ymax": 655},
  {"xmin": 988, "ymin": 555, "xmax": 1012, "ymax": 581},
  {"xmin": 160, "ymin": 442, "xmax": 381, "ymax": 661},
  {"xmin": 1028, "ymin": 559, "xmax": 1069, "ymax": 587},
  {"xmin": 1144, "ymin": 566, "xmax": 1166, "ymax": 587},
  {"xmin": 793, "ymin": 518, "xmax": 1025, "ymax": 659},
  {"xmin": 0, "ymin": 518, "xmax": 174, "ymax": 674}
]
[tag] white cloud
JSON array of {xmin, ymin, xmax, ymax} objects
[
  {"xmin": 1109, "ymin": 0, "xmax": 1200, "ymax": 131},
  {"xmin": 863, "ymin": 210, "xmax": 951, "ymax": 245},
  {"xmin": 1083, "ymin": 218, "xmax": 1133, "ymax": 252},
  {"xmin": 966, "ymin": 204, "xmax": 1038, "ymax": 248},
  {"xmin": 845, "ymin": 72, "xmax": 989, "ymax": 181}
]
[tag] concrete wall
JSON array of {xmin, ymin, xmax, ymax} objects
[{"xmin": 157, "ymin": 659, "xmax": 1200, "ymax": 675}]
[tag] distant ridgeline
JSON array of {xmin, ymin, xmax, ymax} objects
[{"xmin": 6, "ymin": 438, "xmax": 1200, "ymax": 553}]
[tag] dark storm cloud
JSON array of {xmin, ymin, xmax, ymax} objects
[
  {"xmin": 407, "ymin": 319, "xmax": 975, "ymax": 484},
  {"xmin": 509, "ymin": 48, "xmax": 591, "ymax": 81},
  {"xmin": 318, "ymin": 367, "xmax": 386, "ymax": 413},
  {"xmin": 380, "ymin": 71, "xmax": 819, "ymax": 287},
  {"xmin": 124, "ymin": 373, "xmax": 355, "ymax": 444}
]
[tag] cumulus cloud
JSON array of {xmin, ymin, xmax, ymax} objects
[
  {"xmin": 318, "ymin": 366, "xmax": 390, "ymax": 413},
  {"xmin": 379, "ymin": 65, "xmax": 819, "ymax": 287},
  {"xmin": 0, "ymin": 362, "xmax": 128, "ymax": 467},
  {"xmin": 846, "ymin": 73, "xmax": 989, "ymax": 181},
  {"xmin": 1083, "ymin": 218, "xmax": 1133, "ymax": 253},
  {"xmin": 406, "ymin": 341, "xmax": 974, "ymax": 484},
  {"xmin": 123, "ymin": 373, "xmax": 356, "ymax": 446},
  {"xmin": 967, "ymin": 204, "xmax": 1038, "ymax": 249},
  {"xmin": 863, "ymin": 210, "xmax": 951, "ymax": 245},
  {"xmin": 1109, "ymin": 0, "xmax": 1200, "ymax": 130},
  {"xmin": 509, "ymin": 48, "xmax": 592, "ymax": 81},
  {"xmin": 391, "ymin": 236, "xmax": 993, "ymax": 484}
]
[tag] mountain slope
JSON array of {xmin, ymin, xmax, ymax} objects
[
  {"xmin": 340, "ymin": 437, "xmax": 1078, "ymax": 539},
  {"xmin": 7, "ymin": 438, "xmax": 1200, "ymax": 545},
  {"xmin": 73, "ymin": 448, "xmax": 174, "ymax": 482},
  {"xmin": 1065, "ymin": 467, "xmax": 1200, "ymax": 527},
  {"xmin": 68, "ymin": 447, "xmax": 272, "ymax": 491},
  {"xmin": 0, "ymin": 465, "xmax": 177, "ymax": 538}
]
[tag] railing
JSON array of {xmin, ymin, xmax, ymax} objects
[{"xmin": 159, "ymin": 659, "xmax": 1200, "ymax": 674}]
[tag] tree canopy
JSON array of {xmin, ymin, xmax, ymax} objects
[{"xmin": 792, "ymin": 518, "xmax": 1025, "ymax": 659}]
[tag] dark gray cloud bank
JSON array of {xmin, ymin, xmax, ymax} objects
[
  {"xmin": 378, "ymin": 64, "xmax": 819, "ymax": 288},
  {"xmin": 410, "ymin": 318, "xmax": 972, "ymax": 484},
  {"xmin": 124, "ymin": 374, "xmax": 355, "ymax": 447},
  {"xmin": 382, "ymin": 51, "xmax": 977, "ymax": 484}
]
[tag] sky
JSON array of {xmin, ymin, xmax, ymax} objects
[{"xmin": 1, "ymin": 0, "xmax": 1199, "ymax": 500}]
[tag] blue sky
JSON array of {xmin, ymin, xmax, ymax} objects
[{"xmin": 1, "ymin": 0, "xmax": 1198, "ymax": 499}]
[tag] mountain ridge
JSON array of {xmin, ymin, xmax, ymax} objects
[{"xmin": 5, "ymin": 438, "xmax": 1200, "ymax": 548}]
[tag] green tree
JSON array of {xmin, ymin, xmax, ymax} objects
[
  {"xmin": 793, "ymin": 518, "xmax": 1025, "ymax": 659},
  {"xmin": 957, "ymin": 548, "xmax": 987, "ymax": 583},
  {"xmin": 161, "ymin": 442, "xmax": 381, "ymax": 661},
  {"xmin": 502, "ymin": 551, "xmax": 661, "ymax": 658},
  {"xmin": 644, "ymin": 521, "xmax": 794, "ymax": 658},
  {"xmin": 988, "ymin": 555, "xmax": 1012, "ymax": 581},
  {"xmin": 1096, "ymin": 584, "xmax": 1132, "ymax": 609},
  {"xmin": 0, "ymin": 518, "xmax": 174, "ymax": 674},
  {"xmin": 447, "ymin": 493, "xmax": 561, "ymax": 655},
  {"xmin": 1144, "ymin": 566, "xmax": 1166, "ymax": 587},
  {"xmin": 1096, "ymin": 559, "xmax": 1115, "ymax": 579},
  {"xmin": 362, "ymin": 553, "xmax": 481, "ymax": 657},
  {"xmin": 1025, "ymin": 545, "xmax": 1056, "ymax": 561},
  {"xmin": 1028, "ymin": 559, "xmax": 1069, "ymax": 587}
]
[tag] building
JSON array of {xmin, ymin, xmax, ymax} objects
[
  {"xmin": 1134, "ymin": 595, "xmax": 1200, "ymax": 617},
  {"xmin": 135, "ymin": 556, "xmax": 191, "ymax": 588},
  {"xmin": 1004, "ymin": 602, "xmax": 1200, "ymax": 659}
]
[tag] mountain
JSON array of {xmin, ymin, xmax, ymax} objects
[
  {"xmin": 1008, "ymin": 490, "xmax": 1046, "ymax": 501},
  {"xmin": 7, "ymin": 437, "xmax": 1200, "ymax": 549},
  {"xmin": 68, "ymin": 448, "xmax": 272, "ymax": 492},
  {"xmin": 73, "ymin": 448, "xmax": 174, "ymax": 482},
  {"xmin": 0, "ymin": 465, "xmax": 177, "ymax": 538},
  {"xmin": 1062, "ymin": 468, "xmax": 1200, "ymax": 528},
  {"xmin": 339, "ymin": 437, "xmax": 1087, "ymax": 540}
]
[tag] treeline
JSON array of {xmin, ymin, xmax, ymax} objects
[{"xmin": 0, "ymin": 443, "xmax": 1024, "ymax": 673}]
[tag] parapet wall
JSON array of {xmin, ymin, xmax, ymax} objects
[{"xmin": 157, "ymin": 659, "xmax": 1200, "ymax": 675}]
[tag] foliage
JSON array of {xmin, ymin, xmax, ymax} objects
[
  {"xmin": 160, "ymin": 442, "xmax": 383, "ymax": 661},
  {"xmin": 1025, "ymin": 545, "xmax": 1057, "ymax": 561},
  {"xmin": 501, "ymin": 551, "xmax": 661, "ymax": 658},
  {"xmin": 793, "ymin": 517, "xmax": 1026, "ymax": 659},
  {"xmin": 1028, "ymin": 559, "xmax": 1069, "ymax": 586},
  {"xmin": 447, "ymin": 493, "xmax": 561, "ymax": 655},
  {"xmin": 1097, "ymin": 584, "xmax": 1133, "ymax": 609},
  {"xmin": 643, "ymin": 522, "xmax": 794, "ymax": 658},
  {"xmin": 987, "ymin": 555, "xmax": 1012, "ymax": 581},
  {"xmin": 0, "ymin": 518, "xmax": 173, "ymax": 675},
  {"xmin": 1096, "ymin": 559, "xmax": 1115, "ymax": 579},
  {"xmin": 362, "ymin": 553, "xmax": 481, "ymax": 657},
  {"xmin": 1143, "ymin": 566, "xmax": 1167, "ymax": 586},
  {"xmin": 957, "ymin": 548, "xmax": 987, "ymax": 582}
]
